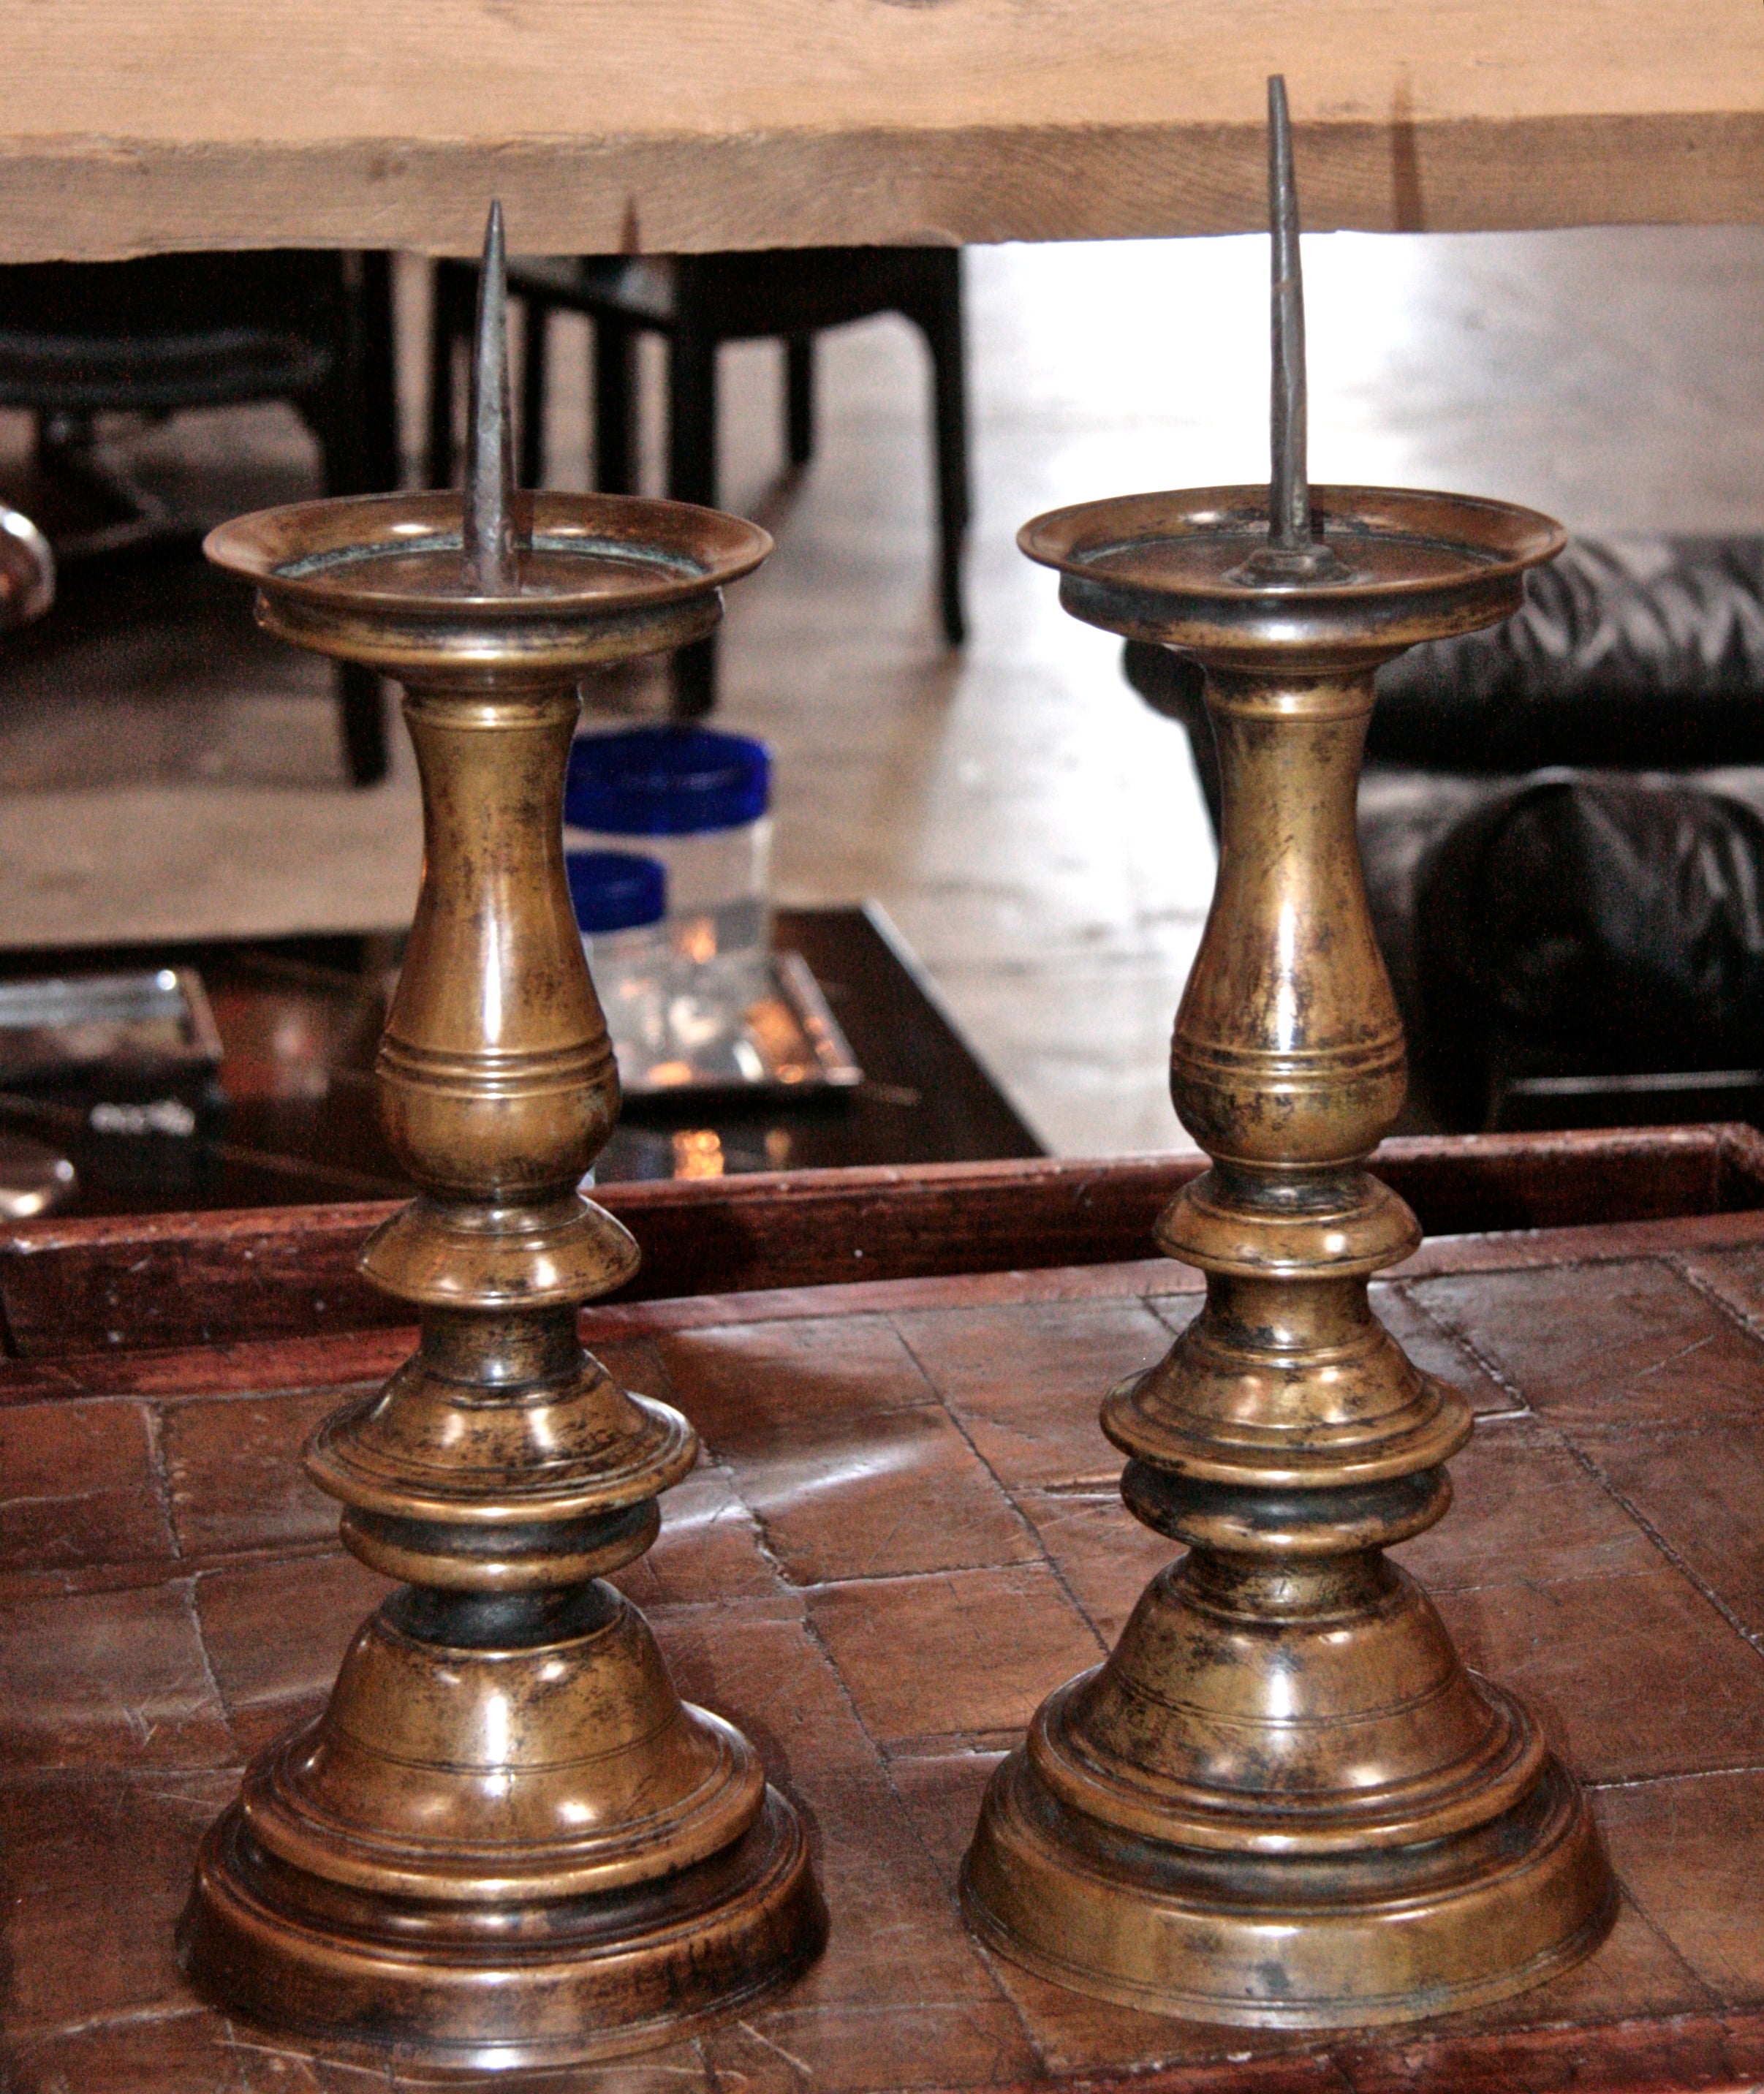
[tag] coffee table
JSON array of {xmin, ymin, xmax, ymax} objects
[{"xmin": 0, "ymin": 904, "xmax": 1043, "ymax": 1214}]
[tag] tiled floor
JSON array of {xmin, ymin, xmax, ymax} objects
[
  {"xmin": 4, "ymin": 229, "xmax": 1764, "ymax": 1152},
  {"xmin": 7, "ymin": 1209, "xmax": 1764, "ymax": 2087}
]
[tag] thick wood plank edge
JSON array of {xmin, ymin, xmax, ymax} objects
[
  {"xmin": 4, "ymin": 113, "xmax": 1763, "ymax": 263},
  {"xmin": 1, "ymin": 1126, "xmax": 1756, "ymax": 1358},
  {"xmin": 1004, "ymin": 2006, "xmax": 1764, "ymax": 2094}
]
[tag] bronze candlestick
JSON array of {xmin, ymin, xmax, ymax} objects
[
  {"xmin": 961, "ymin": 81, "xmax": 1616, "ymax": 2026},
  {"xmin": 178, "ymin": 208, "xmax": 825, "ymax": 2070}
]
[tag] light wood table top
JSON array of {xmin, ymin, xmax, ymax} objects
[{"xmin": 4, "ymin": 1, "xmax": 1763, "ymax": 262}]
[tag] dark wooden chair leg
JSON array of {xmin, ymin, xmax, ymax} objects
[
  {"xmin": 667, "ymin": 328, "xmax": 718, "ymax": 509},
  {"xmin": 670, "ymin": 638, "xmax": 718, "ymax": 719},
  {"xmin": 314, "ymin": 253, "xmax": 394, "ymax": 785},
  {"xmin": 591, "ymin": 315, "xmax": 637, "ymax": 495},
  {"xmin": 357, "ymin": 252, "xmax": 401, "ymax": 493},
  {"xmin": 426, "ymin": 260, "xmax": 472, "ymax": 487},
  {"xmin": 921, "ymin": 249, "xmax": 969, "ymax": 648},
  {"xmin": 519, "ymin": 296, "xmax": 549, "ymax": 490},
  {"xmin": 338, "ymin": 664, "xmax": 390, "ymax": 786},
  {"xmin": 667, "ymin": 279, "xmax": 720, "ymax": 716},
  {"xmin": 786, "ymin": 333, "xmax": 814, "ymax": 468}
]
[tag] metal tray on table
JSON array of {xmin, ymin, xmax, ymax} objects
[{"xmin": 618, "ymin": 949, "xmax": 862, "ymax": 1100}]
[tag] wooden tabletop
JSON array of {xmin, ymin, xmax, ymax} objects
[
  {"xmin": 4, "ymin": 2, "xmax": 1763, "ymax": 263},
  {"xmin": 5, "ymin": 1180, "xmax": 1764, "ymax": 2088}
]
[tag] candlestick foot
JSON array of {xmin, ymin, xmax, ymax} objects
[
  {"xmin": 179, "ymin": 1585, "xmax": 826, "ymax": 2070},
  {"xmin": 964, "ymin": 1726, "xmax": 1610, "ymax": 2028},
  {"xmin": 963, "ymin": 1545, "xmax": 1613, "ymax": 2025}
]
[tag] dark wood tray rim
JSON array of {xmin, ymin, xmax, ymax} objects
[{"xmin": 3, "ymin": 1124, "xmax": 1760, "ymax": 1361}]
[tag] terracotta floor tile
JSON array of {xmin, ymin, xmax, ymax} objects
[
  {"xmin": 656, "ymin": 1315, "xmax": 939, "ymax": 1459},
  {"xmin": 1675, "ymin": 1242, "xmax": 1764, "ymax": 1332},
  {"xmin": 723, "ymin": 1402, "xmax": 1039, "ymax": 1586},
  {"xmin": 1, "ymin": 2011, "xmax": 258, "ymax": 2094},
  {"xmin": 1411, "ymin": 1263, "xmax": 1763, "ymax": 1428},
  {"xmin": 1333, "ymin": 2014, "xmax": 1760, "ymax": 2094},
  {"xmin": 613, "ymin": 1460, "xmax": 783, "ymax": 1610},
  {"xmin": 693, "ymin": 1745, "xmax": 1022, "ymax": 2086},
  {"xmin": 762, "ymin": 1758, "xmax": 1004, "ymax": 2009},
  {"xmin": 1374, "ymin": 1285, "xmax": 1523, "ymax": 1417},
  {"xmin": 649, "ymin": 1600, "xmax": 874, "ymax": 1792},
  {"xmin": 0, "ymin": 1397, "xmax": 175, "ymax": 1573},
  {"xmin": 1392, "ymin": 1418, "xmax": 1659, "ymax": 1595},
  {"xmin": 1422, "ymin": 1893, "xmax": 1713, "ymax": 2036},
  {"xmin": 1597, "ymin": 1770, "xmax": 1764, "ymax": 2003},
  {"xmin": 388, "ymin": 2048, "xmax": 697, "ymax": 2093},
  {"xmin": 888, "ymin": 1749, "xmax": 1004, "ymax": 1884},
  {"xmin": 0, "ymin": 1771, "xmax": 236, "ymax": 2031},
  {"xmin": 0, "ymin": 1580, "xmax": 235, "ymax": 1769},
  {"xmin": 162, "ymin": 1388, "xmax": 341, "ymax": 1557},
  {"xmin": 806, "ymin": 1563, "xmax": 1102, "ymax": 1749},
  {"xmin": 1436, "ymin": 1568, "xmax": 1764, "ymax": 1783},
  {"xmin": 985, "ymin": 1947, "xmax": 1336, "ymax": 2079},
  {"xmin": 1570, "ymin": 1420, "xmax": 1764, "ymax": 1640},
  {"xmin": 194, "ymin": 1550, "xmax": 389, "ymax": 1754},
  {"xmin": 1014, "ymin": 1483, "xmax": 1177, "ymax": 1641},
  {"xmin": 703, "ymin": 2001, "xmax": 1037, "ymax": 2092},
  {"xmin": 891, "ymin": 1296, "xmax": 1172, "ymax": 1492}
]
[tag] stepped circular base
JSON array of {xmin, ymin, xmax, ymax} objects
[
  {"xmin": 180, "ymin": 1785, "xmax": 825, "ymax": 2071},
  {"xmin": 961, "ymin": 1742, "xmax": 1615, "ymax": 2028}
]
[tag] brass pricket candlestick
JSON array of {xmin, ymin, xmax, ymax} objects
[
  {"xmin": 179, "ymin": 208, "xmax": 825, "ymax": 2070},
  {"xmin": 961, "ymin": 81, "xmax": 1616, "ymax": 2026}
]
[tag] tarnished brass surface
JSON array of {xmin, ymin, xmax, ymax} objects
[
  {"xmin": 176, "ymin": 219, "xmax": 822, "ymax": 2071},
  {"xmin": 962, "ymin": 480, "xmax": 1615, "ymax": 2026},
  {"xmin": 962, "ymin": 80, "xmax": 1613, "ymax": 2026}
]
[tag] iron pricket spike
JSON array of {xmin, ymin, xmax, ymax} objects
[
  {"xmin": 1227, "ymin": 75, "xmax": 1351, "ymax": 586},
  {"xmin": 463, "ymin": 200, "xmax": 521, "ymax": 593},
  {"xmin": 1268, "ymin": 74, "xmax": 1310, "ymax": 551}
]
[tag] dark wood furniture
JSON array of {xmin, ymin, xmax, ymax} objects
[
  {"xmin": 429, "ymin": 247, "xmax": 968, "ymax": 715},
  {"xmin": 0, "ymin": 252, "xmax": 398, "ymax": 784},
  {"xmin": 4, "ymin": 1127, "xmax": 1764, "ymax": 2087},
  {"xmin": 0, "ymin": 906, "xmax": 1042, "ymax": 1215}
]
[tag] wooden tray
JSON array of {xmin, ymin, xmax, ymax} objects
[
  {"xmin": 4, "ymin": 1127, "xmax": 1764, "ymax": 2091},
  {"xmin": 4, "ymin": 1122, "xmax": 1760, "ymax": 1354}
]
